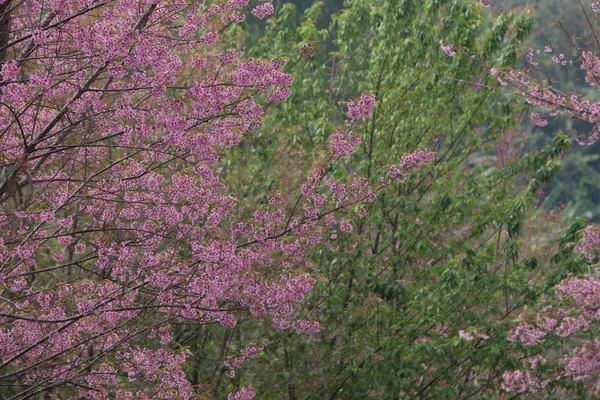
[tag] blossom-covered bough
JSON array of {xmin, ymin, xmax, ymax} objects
[
  {"xmin": 488, "ymin": 1, "xmax": 600, "ymax": 396},
  {"xmin": 0, "ymin": 0, "xmax": 432, "ymax": 398}
]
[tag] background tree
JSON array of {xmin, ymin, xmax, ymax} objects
[{"xmin": 199, "ymin": 0, "xmax": 590, "ymax": 398}]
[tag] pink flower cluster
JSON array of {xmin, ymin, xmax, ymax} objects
[
  {"xmin": 507, "ymin": 321, "xmax": 547, "ymax": 346},
  {"xmin": 530, "ymin": 112, "xmax": 548, "ymax": 127},
  {"xmin": 329, "ymin": 131, "xmax": 362, "ymax": 159},
  {"xmin": 458, "ymin": 330, "xmax": 474, "ymax": 341},
  {"xmin": 575, "ymin": 225, "xmax": 600, "ymax": 259},
  {"xmin": 346, "ymin": 94, "xmax": 376, "ymax": 123},
  {"xmin": 440, "ymin": 40, "xmax": 456, "ymax": 57},
  {"xmin": 228, "ymin": 387, "xmax": 256, "ymax": 400},
  {"xmin": 225, "ymin": 344, "xmax": 264, "ymax": 377},
  {"xmin": 501, "ymin": 370, "xmax": 538, "ymax": 394},
  {"xmin": 251, "ymin": 2, "xmax": 274, "ymax": 19},
  {"xmin": 503, "ymin": 225, "xmax": 600, "ymax": 395},
  {"xmin": 458, "ymin": 330, "xmax": 489, "ymax": 341},
  {"xmin": 294, "ymin": 319, "xmax": 321, "ymax": 334},
  {"xmin": 384, "ymin": 151, "xmax": 436, "ymax": 185}
]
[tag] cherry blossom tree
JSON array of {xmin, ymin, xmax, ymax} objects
[{"xmin": 0, "ymin": 0, "xmax": 434, "ymax": 398}]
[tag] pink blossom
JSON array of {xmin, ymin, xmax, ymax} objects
[
  {"xmin": 251, "ymin": 3, "xmax": 274, "ymax": 19},
  {"xmin": 1, "ymin": 61, "xmax": 19, "ymax": 81},
  {"xmin": 440, "ymin": 40, "xmax": 456, "ymax": 57},
  {"xmin": 228, "ymin": 387, "xmax": 256, "ymax": 400},
  {"xmin": 346, "ymin": 94, "xmax": 376, "ymax": 122},
  {"xmin": 501, "ymin": 370, "xmax": 538, "ymax": 394}
]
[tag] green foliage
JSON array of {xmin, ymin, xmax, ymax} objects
[{"xmin": 184, "ymin": 1, "xmax": 588, "ymax": 398}]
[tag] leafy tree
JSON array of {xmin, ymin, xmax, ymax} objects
[{"xmin": 202, "ymin": 0, "xmax": 588, "ymax": 398}]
